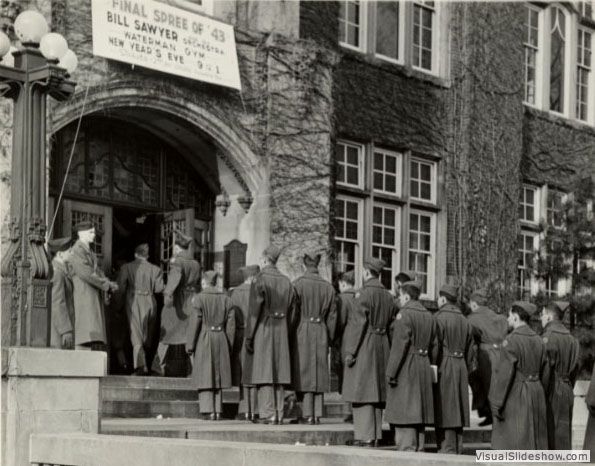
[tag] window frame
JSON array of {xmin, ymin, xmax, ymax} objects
[
  {"xmin": 334, "ymin": 194, "xmax": 365, "ymax": 283},
  {"xmin": 517, "ymin": 230, "xmax": 539, "ymax": 299},
  {"xmin": 373, "ymin": 0, "xmax": 405, "ymax": 65},
  {"xmin": 524, "ymin": 4, "xmax": 543, "ymax": 106},
  {"xmin": 409, "ymin": 157, "xmax": 437, "ymax": 204},
  {"xmin": 519, "ymin": 184, "xmax": 540, "ymax": 224},
  {"xmin": 411, "ymin": 0, "xmax": 439, "ymax": 74},
  {"xmin": 372, "ymin": 148, "xmax": 403, "ymax": 197},
  {"xmin": 407, "ymin": 208, "xmax": 437, "ymax": 299},
  {"xmin": 336, "ymin": 140, "xmax": 365, "ymax": 190},
  {"xmin": 339, "ymin": 0, "xmax": 367, "ymax": 52},
  {"xmin": 371, "ymin": 201, "xmax": 402, "ymax": 290}
]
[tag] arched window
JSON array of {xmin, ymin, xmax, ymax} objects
[{"xmin": 549, "ymin": 6, "xmax": 566, "ymax": 113}]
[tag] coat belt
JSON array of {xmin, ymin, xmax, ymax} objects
[
  {"xmin": 132, "ymin": 290, "xmax": 151, "ymax": 296},
  {"xmin": 409, "ymin": 347, "xmax": 429, "ymax": 356},
  {"xmin": 480, "ymin": 343, "xmax": 501, "ymax": 350},
  {"xmin": 268, "ymin": 312, "xmax": 286, "ymax": 319},
  {"xmin": 516, "ymin": 372, "xmax": 540, "ymax": 382},
  {"xmin": 367, "ymin": 327, "xmax": 386, "ymax": 335},
  {"xmin": 443, "ymin": 348, "xmax": 464, "ymax": 358},
  {"xmin": 306, "ymin": 317, "xmax": 322, "ymax": 324},
  {"xmin": 208, "ymin": 326, "xmax": 224, "ymax": 332}
]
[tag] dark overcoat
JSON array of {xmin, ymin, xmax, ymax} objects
[
  {"xmin": 337, "ymin": 290, "xmax": 358, "ymax": 355},
  {"xmin": 50, "ymin": 259, "xmax": 75, "ymax": 348},
  {"xmin": 116, "ymin": 258, "xmax": 164, "ymax": 346},
  {"xmin": 542, "ymin": 320, "xmax": 580, "ymax": 450},
  {"xmin": 432, "ymin": 303, "xmax": 473, "ymax": 428},
  {"xmin": 244, "ymin": 264, "xmax": 295, "ymax": 385},
  {"xmin": 69, "ymin": 240, "xmax": 111, "ymax": 345},
  {"xmin": 385, "ymin": 299, "xmax": 436, "ymax": 425},
  {"xmin": 291, "ymin": 269, "xmax": 337, "ymax": 393},
  {"xmin": 342, "ymin": 278, "xmax": 396, "ymax": 403},
  {"xmin": 467, "ymin": 305, "xmax": 508, "ymax": 415},
  {"xmin": 584, "ymin": 367, "xmax": 595, "ymax": 459},
  {"xmin": 186, "ymin": 287, "xmax": 235, "ymax": 389},
  {"xmin": 161, "ymin": 251, "xmax": 201, "ymax": 345},
  {"xmin": 230, "ymin": 282, "xmax": 252, "ymax": 386},
  {"xmin": 489, "ymin": 325, "xmax": 549, "ymax": 450}
]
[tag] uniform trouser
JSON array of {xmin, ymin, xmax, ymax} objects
[
  {"xmin": 301, "ymin": 392, "xmax": 324, "ymax": 418},
  {"xmin": 154, "ymin": 343, "xmax": 190, "ymax": 377},
  {"xmin": 436, "ymin": 427, "xmax": 463, "ymax": 454},
  {"xmin": 238, "ymin": 385, "xmax": 258, "ymax": 414},
  {"xmin": 199, "ymin": 389, "xmax": 223, "ymax": 414},
  {"xmin": 258, "ymin": 384, "xmax": 284, "ymax": 420},
  {"xmin": 394, "ymin": 424, "xmax": 426, "ymax": 451},
  {"xmin": 352, "ymin": 403, "xmax": 383, "ymax": 441}
]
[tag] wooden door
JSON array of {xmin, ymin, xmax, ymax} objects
[{"xmin": 62, "ymin": 200, "xmax": 113, "ymax": 274}]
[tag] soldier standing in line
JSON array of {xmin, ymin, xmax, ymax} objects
[
  {"xmin": 334, "ymin": 270, "xmax": 357, "ymax": 422},
  {"xmin": 49, "ymin": 237, "xmax": 75, "ymax": 349},
  {"xmin": 466, "ymin": 288, "xmax": 508, "ymax": 426},
  {"xmin": 432, "ymin": 285, "xmax": 474, "ymax": 454},
  {"xmin": 69, "ymin": 221, "xmax": 118, "ymax": 352},
  {"xmin": 116, "ymin": 243, "xmax": 164, "ymax": 375},
  {"xmin": 342, "ymin": 258, "xmax": 396, "ymax": 447},
  {"xmin": 385, "ymin": 280, "xmax": 435, "ymax": 451},
  {"xmin": 245, "ymin": 245, "xmax": 295, "ymax": 425},
  {"xmin": 157, "ymin": 231, "xmax": 201, "ymax": 377},
  {"xmin": 291, "ymin": 251, "xmax": 337, "ymax": 425},
  {"xmin": 186, "ymin": 271, "xmax": 235, "ymax": 420},
  {"xmin": 489, "ymin": 301, "xmax": 549, "ymax": 450},
  {"xmin": 540, "ymin": 301, "xmax": 580, "ymax": 450},
  {"xmin": 230, "ymin": 264, "xmax": 260, "ymax": 421}
]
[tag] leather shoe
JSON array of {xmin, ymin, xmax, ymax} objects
[
  {"xmin": 360, "ymin": 440, "xmax": 376, "ymax": 448},
  {"xmin": 479, "ymin": 416, "xmax": 493, "ymax": 426},
  {"xmin": 208, "ymin": 413, "xmax": 216, "ymax": 421},
  {"xmin": 251, "ymin": 413, "xmax": 259, "ymax": 423},
  {"xmin": 214, "ymin": 413, "xmax": 222, "ymax": 421},
  {"xmin": 258, "ymin": 415, "xmax": 278, "ymax": 425},
  {"xmin": 306, "ymin": 416, "xmax": 316, "ymax": 425}
]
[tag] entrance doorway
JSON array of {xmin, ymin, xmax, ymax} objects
[{"xmin": 50, "ymin": 113, "xmax": 217, "ymax": 373}]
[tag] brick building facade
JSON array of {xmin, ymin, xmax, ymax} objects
[{"xmin": 1, "ymin": 0, "xmax": 594, "ymax": 315}]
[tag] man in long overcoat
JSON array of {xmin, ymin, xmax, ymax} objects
[
  {"xmin": 540, "ymin": 301, "xmax": 580, "ymax": 449},
  {"xmin": 333, "ymin": 270, "xmax": 357, "ymax": 421},
  {"xmin": 291, "ymin": 251, "xmax": 337, "ymax": 424},
  {"xmin": 584, "ymin": 366, "xmax": 595, "ymax": 459},
  {"xmin": 69, "ymin": 221, "xmax": 118, "ymax": 351},
  {"xmin": 489, "ymin": 301, "xmax": 549, "ymax": 450},
  {"xmin": 467, "ymin": 288, "xmax": 508, "ymax": 425},
  {"xmin": 432, "ymin": 285, "xmax": 473, "ymax": 454},
  {"xmin": 230, "ymin": 264, "xmax": 260, "ymax": 421},
  {"xmin": 245, "ymin": 245, "xmax": 295, "ymax": 424},
  {"xmin": 158, "ymin": 231, "xmax": 201, "ymax": 377},
  {"xmin": 186, "ymin": 271, "xmax": 235, "ymax": 420},
  {"xmin": 116, "ymin": 243, "xmax": 164, "ymax": 374},
  {"xmin": 385, "ymin": 280, "xmax": 435, "ymax": 451},
  {"xmin": 342, "ymin": 258, "xmax": 396, "ymax": 447},
  {"xmin": 49, "ymin": 237, "xmax": 75, "ymax": 349}
]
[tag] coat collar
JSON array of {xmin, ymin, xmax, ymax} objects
[
  {"xmin": 438, "ymin": 303, "xmax": 462, "ymax": 315},
  {"xmin": 262, "ymin": 264, "xmax": 280, "ymax": 275},
  {"xmin": 363, "ymin": 278, "xmax": 384, "ymax": 289},
  {"xmin": 402, "ymin": 299, "xmax": 428, "ymax": 313},
  {"xmin": 511, "ymin": 324, "xmax": 536, "ymax": 337},
  {"xmin": 341, "ymin": 289, "xmax": 356, "ymax": 296},
  {"xmin": 544, "ymin": 320, "xmax": 569, "ymax": 334}
]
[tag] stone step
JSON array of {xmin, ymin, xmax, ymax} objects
[{"xmin": 101, "ymin": 417, "xmax": 493, "ymax": 448}]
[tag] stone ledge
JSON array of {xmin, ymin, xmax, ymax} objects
[
  {"xmin": 3, "ymin": 347, "xmax": 106, "ymax": 378},
  {"xmin": 29, "ymin": 432, "xmax": 514, "ymax": 466}
]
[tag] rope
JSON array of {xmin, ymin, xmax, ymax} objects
[{"xmin": 48, "ymin": 82, "xmax": 90, "ymax": 239}]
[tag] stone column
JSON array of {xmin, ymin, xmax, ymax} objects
[{"xmin": 1, "ymin": 347, "xmax": 106, "ymax": 466}]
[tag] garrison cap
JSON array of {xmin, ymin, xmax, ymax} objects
[
  {"xmin": 174, "ymin": 230, "xmax": 192, "ymax": 249},
  {"xmin": 395, "ymin": 271, "xmax": 415, "ymax": 283},
  {"xmin": 135, "ymin": 243, "xmax": 149, "ymax": 257},
  {"xmin": 402, "ymin": 280, "xmax": 422, "ymax": 292},
  {"xmin": 48, "ymin": 236, "xmax": 72, "ymax": 254},
  {"xmin": 73, "ymin": 220, "xmax": 94, "ymax": 232},
  {"xmin": 512, "ymin": 300, "xmax": 538, "ymax": 316},
  {"xmin": 339, "ymin": 270, "xmax": 355, "ymax": 284},
  {"xmin": 553, "ymin": 301, "xmax": 571, "ymax": 314},
  {"xmin": 364, "ymin": 257, "xmax": 385, "ymax": 274},
  {"xmin": 439, "ymin": 284, "xmax": 459, "ymax": 301},
  {"xmin": 203, "ymin": 270, "xmax": 219, "ymax": 286},
  {"xmin": 263, "ymin": 245, "xmax": 282, "ymax": 263},
  {"xmin": 240, "ymin": 265, "xmax": 260, "ymax": 279}
]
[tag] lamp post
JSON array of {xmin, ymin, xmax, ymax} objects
[{"xmin": 0, "ymin": 10, "xmax": 77, "ymax": 347}]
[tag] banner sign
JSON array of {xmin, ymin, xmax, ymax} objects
[{"xmin": 91, "ymin": 0, "xmax": 241, "ymax": 90}]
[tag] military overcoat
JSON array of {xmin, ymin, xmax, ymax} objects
[
  {"xmin": 244, "ymin": 264, "xmax": 295, "ymax": 385},
  {"xmin": 50, "ymin": 259, "xmax": 75, "ymax": 348},
  {"xmin": 186, "ymin": 287, "xmax": 235, "ymax": 389},
  {"xmin": 69, "ymin": 240, "xmax": 111, "ymax": 345},
  {"xmin": 342, "ymin": 278, "xmax": 396, "ymax": 403},
  {"xmin": 384, "ymin": 299, "xmax": 436, "ymax": 425},
  {"xmin": 432, "ymin": 303, "xmax": 473, "ymax": 428},
  {"xmin": 467, "ymin": 305, "xmax": 508, "ymax": 415},
  {"xmin": 291, "ymin": 269, "xmax": 337, "ymax": 393},
  {"xmin": 161, "ymin": 251, "xmax": 201, "ymax": 345},
  {"xmin": 489, "ymin": 325, "xmax": 549, "ymax": 450},
  {"xmin": 230, "ymin": 282, "xmax": 252, "ymax": 386},
  {"xmin": 542, "ymin": 320, "xmax": 580, "ymax": 450}
]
